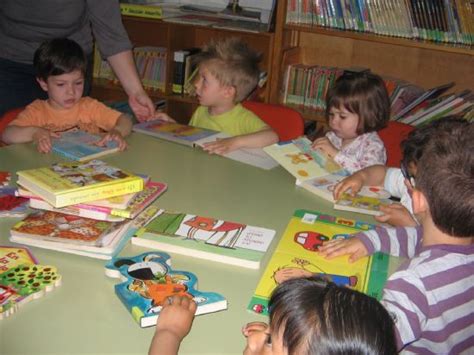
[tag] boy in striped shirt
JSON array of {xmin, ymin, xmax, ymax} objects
[{"xmin": 320, "ymin": 122, "xmax": 473, "ymax": 353}]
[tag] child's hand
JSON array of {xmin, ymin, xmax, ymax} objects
[
  {"xmin": 96, "ymin": 129, "xmax": 128, "ymax": 151},
  {"xmin": 33, "ymin": 129, "xmax": 59, "ymax": 153},
  {"xmin": 311, "ymin": 137, "xmax": 338, "ymax": 158},
  {"xmin": 155, "ymin": 296, "xmax": 197, "ymax": 341},
  {"xmin": 318, "ymin": 237, "xmax": 368, "ymax": 263},
  {"xmin": 242, "ymin": 322, "xmax": 270, "ymax": 355},
  {"xmin": 333, "ymin": 174, "xmax": 364, "ymax": 200},
  {"xmin": 375, "ymin": 203, "xmax": 417, "ymax": 227},
  {"xmin": 201, "ymin": 137, "xmax": 240, "ymax": 155},
  {"xmin": 153, "ymin": 112, "xmax": 176, "ymax": 123}
]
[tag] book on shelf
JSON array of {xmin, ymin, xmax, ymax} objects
[
  {"xmin": 51, "ymin": 130, "xmax": 120, "ymax": 162},
  {"xmin": 172, "ymin": 48, "xmax": 200, "ymax": 95},
  {"xmin": 105, "ymin": 251, "xmax": 227, "ymax": 328},
  {"xmin": 9, "ymin": 210, "xmax": 133, "ymax": 260},
  {"xmin": 19, "ymin": 181, "xmax": 167, "ymax": 222},
  {"xmin": 131, "ymin": 206, "xmax": 276, "ymax": 270},
  {"xmin": 16, "ymin": 160, "xmax": 144, "ymax": 208},
  {"xmin": 119, "ymin": 2, "xmax": 162, "ymax": 19},
  {"xmin": 0, "ymin": 187, "xmax": 29, "ymax": 218},
  {"xmin": 248, "ymin": 209, "xmax": 389, "ymax": 315},
  {"xmin": 132, "ymin": 119, "xmax": 278, "ymax": 170}
]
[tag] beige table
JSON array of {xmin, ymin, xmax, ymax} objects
[{"xmin": 0, "ymin": 133, "xmax": 385, "ymax": 355}]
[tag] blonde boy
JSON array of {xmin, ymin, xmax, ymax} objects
[
  {"xmin": 157, "ymin": 38, "xmax": 278, "ymax": 154},
  {"xmin": 2, "ymin": 38, "xmax": 132, "ymax": 153},
  {"xmin": 320, "ymin": 122, "xmax": 474, "ymax": 352}
]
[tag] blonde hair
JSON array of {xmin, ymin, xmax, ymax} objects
[{"xmin": 195, "ymin": 37, "xmax": 261, "ymax": 102}]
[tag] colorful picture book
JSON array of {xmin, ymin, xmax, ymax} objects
[
  {"xmin": 9, "ymin": 210, "xmax": 132, "ymax": 260},
  {"xmin": 0, "ymin": 187, "xmax": 29, "ymax": 218},
  {"xmin": 133, "ymin": 120, "xmax": 278, "ymax": 170},
  {"xmin": 20, "ymin": 181, "xmax": 167, "ymax": 221},
  {"xmin": 16, "ymin": 160, "xmax": 144, "ymax": 208},
  {"xmin": 334, "ymin": 193, "xmax": 392, "ymax": 216},
  {"xmin": 248, "ymin": 210, "xmax": 389, "ymax": 316},
  {"xmin": 0, "ymin": 246, "xmax": 38, "ymax": 274},
  {"xmin": 264, "ymin": 138, "xmax": 348, "ymax": 182},
  {"xmin": 51, "ymin": 130, "xmax": 119, "ymax": 162},
  {"xmin": 131, "ymin": 206, "xmax": 276, "ymax": 269},
  {"xmin": 105, "ymin": 251, "xmax": 227, "ymax": 328}
]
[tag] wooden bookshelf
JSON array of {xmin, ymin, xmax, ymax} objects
[
  {"xmin": 269, "ymin": 1, "xmax": 474, "ymax": 123},
  {"xmin": 91, "ymin": 16, "xmax": 275, "ymax": 123}
]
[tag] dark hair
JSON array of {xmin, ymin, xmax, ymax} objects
[
  {"xmin": 269, "ymin": 276, "xmax": 397, "ymax": 355},
  {"xmin": 34, "ymin": 38, "xmax": 87, "ymax": 80},
  {"xmin": 415, "ymin": 121, "xmax": 473, "ymax": 237},
  {"xmin": 326, "ymin": 72, "xmax": 390, "ymax": 134},
  {"xmin": 194, "ymin": 37, "xmax": 261, "ymax": 102}
]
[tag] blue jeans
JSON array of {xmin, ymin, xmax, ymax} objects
[{"xmin": 0, "ymin": 55, "xmax": 93, "ymax": 118}]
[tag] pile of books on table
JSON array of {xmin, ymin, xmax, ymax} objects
[{"xmin": 9, "ymin": 160, "xmax": 167, "ymax": 259}]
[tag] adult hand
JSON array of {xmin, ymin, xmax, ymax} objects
[{"xmin": 129, "ymin": 91, "xmax": 155, "ymax": 122}]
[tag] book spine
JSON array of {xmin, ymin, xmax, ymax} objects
[
  {"xmin": 120, "ymin": 4, "xmax": 163, "ymax": 19},
  {"xmin": 172, "ymin": 50, "xmax": 189, "ymax": 95}
]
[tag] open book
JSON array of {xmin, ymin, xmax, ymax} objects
[
  {"xmin": 248, "ymin": 209, "xmax": 389, "ymax": 315},
  {"xmin": 131, "ymin": 206, "xmax": 276, "ymax": 269},
  {"xmin": 132, "ymin": 119, "xmax": 278, "ymax": 170},
  {"xmin": 105, "ymin": 251, "xmax": 227, "ymax": 328}
]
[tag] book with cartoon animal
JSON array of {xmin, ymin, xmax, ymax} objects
[
  {"xmin": 333, "ymin": 193, "xmax": 392, "ymax": 216},
  {"xmin": 9, "ymin": 210, "xmax": 133, "ymax": 259},
  {"xmin": 133, "ymin": 119, "xmax": 278, "ymax": 170},
  {"xmin": 51, "ymin": 130, "xmax": 120, "ymax": 162},
  {"xmin": 248, "ymin": 209, "xmax": 389, "ymax": 315},
  {"xmin": 105, "ymin": 251, "xmax": 227, "ymax": 328},
  {"xmin": 264, "ymin": 137, "xmax": 348, "ymax": 182},
  {"xmin": 0, "ymin": 187, "xmax": 29, "ymax": 218},
  {"xmin": 131, "ymin": 206, "xmax": 276, "ymax": 269},
  {"xmin": 19, "ymin": 181, "xmax": 167, "ymax": 221},
  {"xmin": 16, "ymin": 160, "xmax": 144, "ymax": 208}
]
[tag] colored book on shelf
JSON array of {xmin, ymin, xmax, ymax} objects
[
  {"xmin": 19, "ymin": 181, "xmax": 166, "ymax": 221},
  {"xmin": 248, "ymin": 209, "xmax": 389, "ymax": 315},
  {"xmin": 172, "ymin": 48, "xmax": 201, "ymax": 95},
  {"xmin": 133, "ymin": 120, "xmax": 278, "ymax": 170},
  {"xmin": 131, "ymin": 206, "xmax": 276, "ymax": 270},
  {"xmin": 51, "ymin": 130, "xmax": 120, "ymax": 162},
  {"xmin": 120, "ymin": 3, "xmax": 162, "ymax": 19},
  {"xmin": 0, "ymin": 263, "xmax": 61, "ymax": 319},
  {"xmin": 16, "ymin": 160, "xmax": 144, "ymax": 208},
  {"xmin": 0, "ymin": 187, "xmax": 29, "ymax": 218},
  {"xmin": 105, "ymin": 251, "xmax": 227, "ymax": 328}
]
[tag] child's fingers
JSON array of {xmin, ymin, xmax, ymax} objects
[
  {"xmin": 374, "ymin": 213, "xmax": 390, "ymax": 223},
  {"xmin": 242, "ymin": 322, "xmax": 268, "ymax": 337}
]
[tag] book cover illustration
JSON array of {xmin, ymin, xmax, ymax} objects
[
  {"xmin": 248, "ymin": 210, "xmax": 389, "ymax": 315},
  {"xmin": 52, "ymin": 130, "xmax": 119, "ymax": 162},
  {"xmin": 17, "ymin": 160, "xmax": 143, "ymax": 208},
  {"xmin": 334, "ymin": 193, "xmax": 393, "ymax": 216},
  {"xmin": 0, "ymin": 187, "xmax": 29, "ymax": 217},
  {"xmin": 105, "ymin": 251, "xmax": 227, "ymax": 328},
  {"xmin": 0, "ymin": 171, "xmax": 11, "ymax": 187},
  {"xmin": 10, "ymin": 210, "xmax": 119, "ymax": 247},
  {"xmin": 132, "ymin": 208, "xmax": 276, "ymax": 269},
  {"xmin": 1, "ymin": 263, "xmax": 61, "ymax": 319},
  {"xmin": 133, "ymin": 119, "xmax": 219, "ymax": 146},
  {"xmin": 0, "ymin": 246, "xmax": 38, "ymax": 274}
]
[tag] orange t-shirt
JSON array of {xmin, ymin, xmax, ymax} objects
[{"xmin": 10, "ymin": 97, "xmax": 121, "ymax": 134}]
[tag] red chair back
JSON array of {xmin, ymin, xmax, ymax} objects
[
  {"xmin": 242, "ymin": 101, "xmax": 304, "ymax": 141},
  {"xmin": 378, "ymin": 121, "xmax": 415, "ymax": 167},
  {"xmin": 0, "ymin": 107, "xmax": 23, "ymax": 146}
]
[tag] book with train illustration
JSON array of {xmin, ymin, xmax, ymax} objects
[{"xmin": 248, "ymin": 209, "xmax": 389, "ymax": 315}]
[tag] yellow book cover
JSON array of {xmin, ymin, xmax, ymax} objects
[
  {"xmin": 120, "ymin": 3, "xmax": 162, "ymax": 19},
  {"xmin": 248, "ymin": 209, "xmax": 389, "ymax": 315},
  {"xmin": 17, "ymin": 160, "xmax": 143, "ymax": 208}
]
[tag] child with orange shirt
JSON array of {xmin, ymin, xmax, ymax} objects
[{"xmin": 2, "ymin": 38, "xmax": 132, "ymax": 153}]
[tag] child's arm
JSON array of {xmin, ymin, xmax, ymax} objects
[
  {"xmin": 148, "ymin": 296, "xmax": 197, "ymax": 355},
  {"xmin": 333, "ymin": 165, "xmax": 388, "ymax": 200},
  {"xmin": 202, "ymin": 128, "xmax": 278, "ymax": 155},
  {"xmin": 1, "ymin": 126, "xmax": 59, "ymax": 153},
  {"xmin": 96, "ymin": 114, "xmax": 132, "ymax": 151}
]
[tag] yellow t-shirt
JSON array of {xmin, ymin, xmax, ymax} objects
[
  {"xmin": 189, "ymin": 104, "xmax": 268, "ymax": 137},
  {"xmin": 10, "ymin": 97, "xmax": 121, "ymax": 134}
]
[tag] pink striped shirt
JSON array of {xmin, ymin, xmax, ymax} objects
[{"xmin": 356, "ymin": 226, "xmax": 474, "ymax": 353}]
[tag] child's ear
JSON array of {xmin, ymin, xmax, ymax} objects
[
  {"xmin": 36, "ymin": 78, "xmax": 49, "ymax": 92},
  {"xmin": 223, "ymin": 85, "xmax": 236, "ymax": 100},
  {"xmin": 412, "ymin": 189, "xmax": 429, "ymax": 215}
]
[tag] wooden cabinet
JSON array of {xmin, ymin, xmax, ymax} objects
[
  {"xmin": 91, "ymin": 16, "xmax": 275, "ymax": 123},
  {"xmin": 269, "ymin": 1, "xmax": 474, "ymax": 123}
]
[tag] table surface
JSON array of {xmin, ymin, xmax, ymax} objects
[{"xmin": 0, "ymin": 133, "xmax": 395, "ymax": 355}]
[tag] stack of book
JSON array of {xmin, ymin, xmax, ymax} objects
[
  {"xmin": 0, "ymin": 172, "xmax": 29, "ymax": 218},
  {"xmin": 285, "ymin": 0, "xmax": 474, "ymax": 46},
  {"xmin": 9, "ymin": 160, "xmax": 167, "ymax": 259}
]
